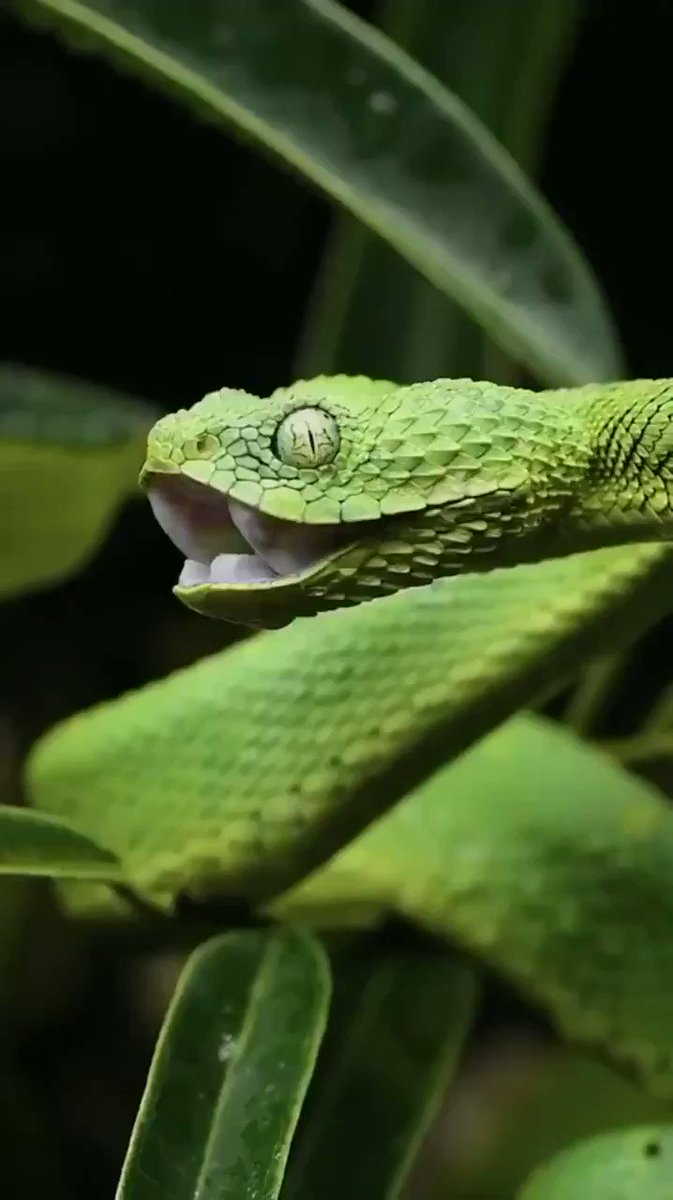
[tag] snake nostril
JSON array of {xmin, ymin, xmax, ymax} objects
[{"xmin": 189, "ymin": 432, "xmax": 219, "ymax": 458}]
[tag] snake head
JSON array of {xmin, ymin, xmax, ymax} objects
[
  {"xmin": 140, "ymin": 376, "xmax": 398, "ymax": 625},
  {"xmin": 140, "ymin": 375, "xmax": 549, "ymax": 626}
]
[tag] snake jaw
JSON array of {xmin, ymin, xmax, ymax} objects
[{"xmin": 146, "ymin": 475, "xmax": 352, "ymax": 590}]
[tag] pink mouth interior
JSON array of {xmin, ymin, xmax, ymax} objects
[{"xmin": 146, "ymin": 474, "xmax": 348, "ymax": 587}]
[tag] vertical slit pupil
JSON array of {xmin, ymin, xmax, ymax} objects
[{"xmin": 307, "ymin": 428, "xmax": 316, "ymax": 455}]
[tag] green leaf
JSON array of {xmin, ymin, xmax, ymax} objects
[
  {"xmin": 275, "ymin": 710, "xmax": 673, "ymax": 1098},
  {"xmin": 117, "ymin": 930, "xmax": 330, "ymax": 1200},
  {"xmin": 281, "ymin": 939, "xmax": 476, "ymax": 1200},
  {"xmin": 517, "ymin": 1126, "xmax": 673, "ymax": 1199},
  {"xmin": 299, "ymin": 0, "xmax": 582, "ymax": 383},
  {"xmin": 9, "ymin": 0, "xmax": 618, "ymax": 385},
  {"xmin": 0, "ymin": 364, "xmax": 156, "ymax": 598},
  {"xmin": 0, "ymin": 805, "xmax": 121, "ymax": 880}
]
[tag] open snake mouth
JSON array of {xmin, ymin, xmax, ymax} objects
[{"xmin": 147, "ymin": 475, "xmax": 358, "ymax": 589}]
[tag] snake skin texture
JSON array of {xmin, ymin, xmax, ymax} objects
[
  {"xmin": 28, "ymin": 543, "xmax": 673, "ymax": 904},
  {"xmin": 141, "ymin": 376, "xmax": 673, "ymax": 623}
]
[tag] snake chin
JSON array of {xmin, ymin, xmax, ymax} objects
[{"xmin": 147, "ymin": 476, "xmax": 350, "ymax": 588}]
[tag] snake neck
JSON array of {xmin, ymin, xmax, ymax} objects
[{"xmin": 564, "ymin": 379, "xmax": 673, "ymax": 535}]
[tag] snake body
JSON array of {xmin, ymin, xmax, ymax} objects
[{"xmin": 21, "ymin": 376, "xmax": 673, "ymax": 1098}]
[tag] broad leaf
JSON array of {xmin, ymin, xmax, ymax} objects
[
  {"xmin": 277, "ymin": 712, "xmax": 673, "ymax": 1097},
  {"xmin": 117, "ymin": 930, "xmax": 330, "ymax": 1200},
  {"xmin": 0, "ymin": 805, "xmax": 121, "ymax": 880},
  {"xmin": 9, "ymin": 0, "xmax": 619, "ymax": 385},
  {"xmin": 281, "ymin": 939, "xmax": 476, "ymax": 1200},
  {"xmin": 518, "ymin": 1126, "xmax": 673, "ymax": 1199},
  {"xmin": 0, "ymin": 364, "xmax": 155, "ymax": 597},
  {"xmin": 299, "ymin": 0, "xmax": 582, "ymax": 383}
]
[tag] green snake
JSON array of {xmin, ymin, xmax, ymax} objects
[
  {"xmin": 15, "ymin": 375, "xmax": 673, "ymax": 1117},
  {"xmin": 139, "ymin": 375, "xmax": 673, "ymax": 624}
]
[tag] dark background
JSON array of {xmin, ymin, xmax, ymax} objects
[
  {"xmin": 1, "ymin": 1, "xmax": 672, "ymax": 1195},
  {"xmin": 4, "ymin": 0, "xmax": 672, "ymax": 398}
]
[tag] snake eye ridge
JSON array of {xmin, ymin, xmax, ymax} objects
[{"xmin": 273, "ymin": 407, "xmax": 340, "ymax": 468}]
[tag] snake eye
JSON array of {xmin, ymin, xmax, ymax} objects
[{"xmin": 273, "ymin": 407, "xmax": 340, "ymax": 468}]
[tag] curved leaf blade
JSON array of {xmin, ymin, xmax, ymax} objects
[
  {"xmin": 0, "ymin": 805, "xmax": 121, "ymax": 879},
  {"xmin": 0, "ymin": 364, "xmax": 156, "ymax": 598},
  {"xmin": 281, "ymin": 940, "xmax": 476, "ymax": 1200},
  {"xmin": 298, "ymin": 0, "xmax": 582, "ymax": 383},
  {"xmin": 10, "ymin": 0, "xmax": 619, "ymax": 385},
  {"xmin": 117, "ymin": 930, "xmax": 330, "ymax": 1200}
]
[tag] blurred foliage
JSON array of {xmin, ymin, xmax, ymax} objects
[
  {"xmin": 298, "ymin": 0, "xmax": 582, "ymax": 384},
  {"xmin": 117, "ymin": 931, "xmax": 330, "ymax": 1199},
  {"xmin": 0, "ymin": 366, "xmax": 155, "ymax": 600}
]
